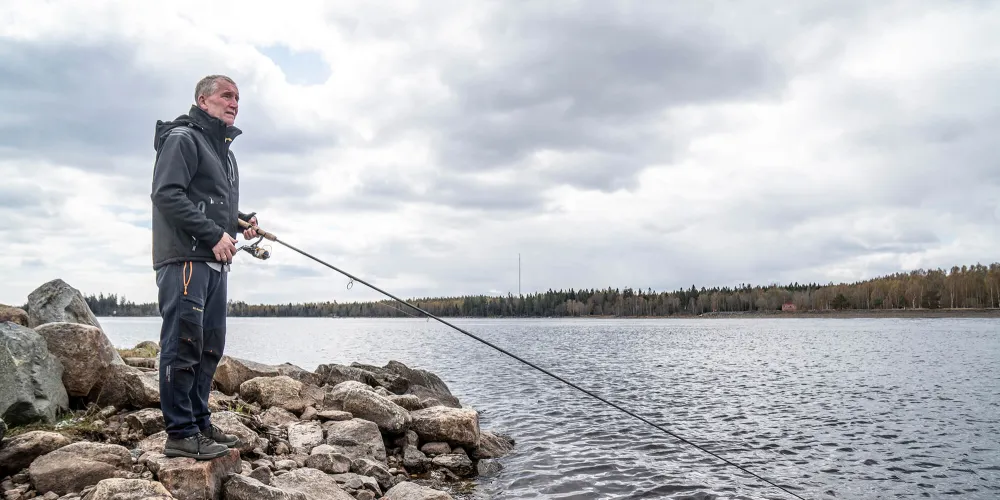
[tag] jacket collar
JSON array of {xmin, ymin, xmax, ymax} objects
[{"xmin": 188, "ymin": 105, "xmax": 243, "ymax": 144}]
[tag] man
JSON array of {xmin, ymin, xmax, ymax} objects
[{"xmin": 150, "ymin": 75, "xmax": 259, "ymax": 459}]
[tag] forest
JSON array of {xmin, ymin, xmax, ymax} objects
[{"xmin": 80, "ymin": 262, "xmax": 1000, "ymax": 318}]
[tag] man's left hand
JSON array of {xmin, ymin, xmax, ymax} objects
[{"xmin": 242, "ymin": 216, "xmax": 259, "ymax": 239}]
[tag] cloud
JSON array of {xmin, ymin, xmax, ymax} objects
[{"xmin": 2, "ymin": 0, "xmax": 999, "ymax": 307}]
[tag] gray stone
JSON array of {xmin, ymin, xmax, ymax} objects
[
  {"xmin": 125, "ymin": 408, "xmax": 165, "ymax": 436},
  {"xmin": 273, "ymin": 363, "xmax": 323, "ymax": 388},
  {"xmin": 33, "ymin": 322, "xmax": 124, "ymax": 398},
  {"xmin": 419, "ymin": 442, "xmax": 450, "ymax": 457},
  {"xmin": 213, "ymin": 356, "xmax": 280, "ymax": 396},
  {"xmin": 80, "ymin": 478, "xmax": 173, "ymax": 500},
  {"xmin": 326, "ymin": 384, "xmax": 411, "ymax": 435},
  {"xmin": 387, "ymin": 395, "xmax": 422, "ymax": 412},
  {"xmin": 248, "ymin": 465, "xmax": 273, "ymax": 485},
  {"xmin": 28, "ymin": 442, "xmax": 133, "ymax": 496},
  {"xmin": 270, "ymin": 468, "xmax": 355, "ymax": 500},
  {"xmin": 286, "ymin": 421, "xmax": 324, "ymax": 455},
  {"xmin": 472, "ymin": 430, "xmax": 515, "ymax": 459},
  {"xmin": 149, "ymin": 449, "xmax": 241, "ymax": 500},
  {"xmin": 0, "ymin": 305, "xmax": 28, "ymax": 327},
  {"xmin": 316, "ymin": 410, "xmax": 352, "ymax": 422},
  {"xmin": 26, "ymin": 279, "xmax": 102, "ymax": 330},
  {"xmin": 239, "ymin": 377, "xmax": 307, "ymax": 415},
  {"xmin": 314, "ymin": 364, "xmax": 377, "ymax": 389},
  {"xmin": 409, "ymin": 407, "xmax": 479, "ymax": 449},
  {"xmin": 382, "ymin": 481, "xmax": 454, "ymax": 500},
  {"xmin": 89, "ymin": 364, "xmax": 159, "ymax": 411},
  {"xmin": 210, "ymin": 411, "xmax": 258, "ymax": 454},
  {"xmin": 259, "ymin": 407, "xmax": 298, "ymax": 428},
  {"xmin": 303, "ymin": 453, "xmax": 351, "ymax": 474},
  {"xmin": 329, "ymin": 473, "xmax": 380, "ymax": 495},
  {"xmin": 322, "ymin": 419, "xmax": 386, "ymax": 463},
  {"xmin": 0, "ymin": 322, "xmax": 70, "ymax": 426},
  {"xmin": 402, "ymin": 446, "xmax": 430, "ymax": 473},
  {"xmin": 223, "ymin": 474, "xmax": 307, "ymax": 500},
  {"xmin": 0, "ymin": 431, "xmax": 71, "ymax": 477},
  {"xmin": 431, "ymin": 453, "xmax": 474, "ymax": 478},
  {"xmin": 350, "ymin": 458, "xmax": 393, "ymax": 491}
]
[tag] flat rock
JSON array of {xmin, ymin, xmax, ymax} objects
[
  {"xmin": 28, "ymin": 442, "xmax": 133, "ymax": 496},
  {"xmin": 223, "ymin": 474, "xmax": 307, "ymax": 500},
  {"xmin": 26, "ymin": 279, "xmax": 103, "ymax": 330},
  {"xmin": 326, "ymin": 383, "xmax": 411, "ymax": 435},
  {"xmin": 383, "ymin": 481, "xmax": 454, "ymax": 500},
  {"xmin": 0, "ymin": 431, "xmax": 71, "ymax": 477},
  {"xmin": 150, "ymin": 449, "xmax": 241, "ymax": 500},
  {"xmin": 126, "ymin": 408, "xmax": 165, "ymax": 436},
  {"xmin": 321, "ymin": 419, "xmax": 386, "ymax": 463},
  {"xmin": 0, "ymin": 322, "xmax": 70, "ymax": 426},
  {"xmin": 210, "ymin": 411, "xmax": 258, "ymax": 454},
  {"xmin": 0, "ymin": 304, "xmax": 28, "ymax": 326},
  {"xmin": 213, "ymin": 357, "xmax": 280, "ymax": 396},
  {"xmin": 239, "ymin": 377, "xmax": 306, "ymax": 415},
  {"xmin": 303, "ymin": 453, "xmax": 351, "ymax": 474},
  {"xmin": 80, "ymin": 478, "xmax": 173, "ymax": 500},
  {"xmin": 472, "ymin": 430, "xmax": 514, "ymax": 459},
  {"xmin": 431, "ymin": 453, "xmax": 474, "ymax": 478},
  {"xmin": 286, "ymin": 421, "xmax": 324, "ymax": 455},
  {"xmin": 90, "ymin": 364, "xmax": 160, "ymax": 411},
  {"xmin": 269, "ymin": 468, "xmax": 354, "ymax": 500},
  {"xmin": 409, "ymin": 407, "xmax": 480, "ymax": 450},
  {"xmin": 34, "ymin": 322, "xmax": 125, "ymax": 398}
]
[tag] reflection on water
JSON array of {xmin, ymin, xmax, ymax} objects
[{"xmin": 101, "ymin": 317, "xmax": 1000, "ymax": 499}]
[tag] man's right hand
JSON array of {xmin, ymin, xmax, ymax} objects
[{"xmin": 213, "ymin": 233, "xmax": 238, "ymax": 262}]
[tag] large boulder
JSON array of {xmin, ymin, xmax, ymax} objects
[
  {"xmin": 0, "ymin": 304, "xmax": 28, "ymax": 326},
  {"xmin": 349, "ymin": 363, "xmax": 410, "ymax": 395},
  {"xmin": 0, "ymin": 322, "xmax": 70, "ymax": 425},
  {"xmin": 326, "ymin": 382, "xmax": 411, "ymax": 435},
  {"xmin": 90, "ymin": 364, "xmax": 160, "ymax": 410},
  {"xmin": 471, "ymin": 430, "xmax": 515, "ymax": 459},
  {"xmin": 384, "ymin": 361, "xmax": 454, "ymax": 398},
  {"xmin": 26, "ymin": 278, "xmax": 103, "ymax": 330},
  {"xmin": 82, "ymin": 478, "xmax": 174, "ymax": 500},
  {"xmin": 28, "ymin": 441, "xmax": 133, "ymax": 496},
  {"xmin": 211, "ymin": 411, "xmax": 259, "ymax": 454},
  {"xmin": 269, "ymin": 467, "xmax": 355, "ymax": 500},
  {"xmin": 0, "ymin": 431, "xmax": 71, "ymax": 477},
  {"xmin": 239, "ymin": 376, "xmax": 320, "ymax": 415},
  {"xmin": 146, "ymin": 449, "xmax": 242, "ymax": 500},
  {"xmin": 223, "ymin": 474, "xmax": 308, "ymax": 500},
  {"xmin": 33, "ymin": 322, "xmax": 125, "ymax": 398},
  {"xmin": 321, "ymin": 418, "xmax": 387, "ymax": 463},
  {"xmin": 213, "ymin": 356, "xmax": 280, "ymax": 395},
  {"xmin": 409, "ymin": 407, "xmax": 480, "ymax": 449},
  {"xmin": 286, "ymin": 421, "xmax": 325, "ymax": 455},
  {"xmin": 383, "ymin": 481, "xmax": 454, "ymax": 500}
]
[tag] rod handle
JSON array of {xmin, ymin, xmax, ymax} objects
[{"xmin": 238, "ymin": 218, "xmax": 277, "ymax": 241}]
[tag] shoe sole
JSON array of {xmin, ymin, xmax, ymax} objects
[
  {"xmin": 163, "ymin": 448, "xmax": 231, "ymax": 460},
  {"xmin": 216, "ymin": 439, "xmax": 239, "ymax": 448}
]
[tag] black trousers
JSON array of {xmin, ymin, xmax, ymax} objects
[{"xmin": 156, "ymin": 261, "xmax": 227, "ymax": 440}]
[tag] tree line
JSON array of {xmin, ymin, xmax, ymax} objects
[{"xmin": 81, "ymin": 262, "xmax": 1000, "ymax": 318}]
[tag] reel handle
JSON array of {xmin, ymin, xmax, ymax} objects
[{"xmin": 238, "ymin": 218, "xmax": 277, "ymax": 241}]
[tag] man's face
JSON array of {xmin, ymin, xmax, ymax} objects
[{"xmin": 198, "ymin": 80, "xmax": 239, "ymax": 126}]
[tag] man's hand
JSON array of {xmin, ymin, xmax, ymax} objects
[
  {"xmin": 242, "ymin": 215, "xmax": 258, "ymax": 239},
  {"xmin": 213, "ymin": 233, "xmax": 238, "ymax": 262}
]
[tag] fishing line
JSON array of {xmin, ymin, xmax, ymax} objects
[{"xmin": 238, "ymin": 221, "xmax": 809, "ymax": 500}]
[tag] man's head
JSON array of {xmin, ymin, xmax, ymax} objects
[{"xmin": 195, "ymin": 75, "xmax": 239, "ymax": 126}]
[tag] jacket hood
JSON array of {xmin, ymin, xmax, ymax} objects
[{"xmin": 154, "ymin": 105, "xmax": 242, "ymax": 151}]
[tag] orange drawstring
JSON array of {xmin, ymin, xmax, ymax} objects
[{"xmin": 182, "ymin": 262, "xmax": 193, "ymax": 295}]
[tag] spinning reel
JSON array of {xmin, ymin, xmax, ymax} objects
[{"xmin": 238, "ymin": 236, "xmax": 271, "ymax": 260}]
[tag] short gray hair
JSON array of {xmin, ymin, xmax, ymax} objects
[{"xmin": 194, "ymin": 75, "xmax": 237, "ymax": 102}]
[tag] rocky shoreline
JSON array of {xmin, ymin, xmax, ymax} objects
[{"xmin": 0, "ymin": 280, "xmax": 513, "ymax": 500}]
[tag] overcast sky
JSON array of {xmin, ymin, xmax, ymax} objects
[{"xmin": 2, "ymin": 0, "xmax": 998, "ymax": 306}]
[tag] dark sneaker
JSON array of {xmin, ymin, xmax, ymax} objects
[
  {"xmin": 164, "ymin": 432, "xmax": 230, "ymax": 460},
  {"xmin": 203, "ymin": 424, "xmax": 239, "ymax": 448}
]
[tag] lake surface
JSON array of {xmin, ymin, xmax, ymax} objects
[{"xmin": 99, "ymin": 316, "xmax": 1000, "ymax": 500}]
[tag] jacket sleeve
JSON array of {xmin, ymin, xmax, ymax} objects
[{"xmin": 150, "ymin": 129, "xmax": 225, "ymax": 245}]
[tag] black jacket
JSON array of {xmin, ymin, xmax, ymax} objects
[{"xmin": 150, "ymin": 105, "xmax": 250, "ymax": 270}]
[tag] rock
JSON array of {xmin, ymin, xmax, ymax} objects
[
  {"xmin": 222, "ymin": 474, "xmax": 307, "ymax": 500},
  {"xmin": 28, "ymin": 442, "xmax": 133, "ymax": 496},
  {"xmin": 273, "ymin": 363, "xmax": 323, "ymax": 388},
  {"xmin": 383, "ymin": 481, "xmax": 454, "ymax": 500},
  {"xmin": 0, "ymin": 305, "xmax": 28, "ymax": 327},
  {"xmin": 126, "ymin": 408, "xmax": 165, "ymax": 436},
  {"xmin": 431, "ymin": 453, "xmax": 474, "ymax": 478},
  {"xmin": 405, "ymin": 386, "xmax": 461, "ymax": 410},
  {"xmin": 299, "ymin": 407, "xmax": 317, "ymax": 421},
  {"xmin": 349, "ymin": 364, "xmax": 410, "ymax": 395},
  {"xmin": 123, "ymin": 358, "xmax": 155, "ymax": 369},
  {"xmin": 80, "ymin": 478, "xmax": 173, "ymax": 500},
  {"xmin": 26, "ymin": 279, "xmax": 102, "ymax": 330},
  {"xmin": 418, "ymin": 442, "xmax": 450, "ymax": 457},
  {"xmin": 210, "ymin": 412, "xmax": 257, "ymax": 454},
  {"xmin": 90, "ymin": 364, "xmax": 159, "ymax": 411},
  {"xmin": 270, "ymin": 468, "xmax": 355, "ymax": 500},
  {"xmin": 286, "ymin": 422, "xmax": 324, "ymax": 455},
  {"xmin": 206, "ymin": 392, "xmax": 237, "ymax": 413},
  {"xmin": 33, "ymin": 322, "xmax": 125, "ymax": 398},
  {"xmin": 321, "ymin": 419, "xmax": 386, "ymax": 463},
  {"xmin": 472, "ymin": 430, "xmax": 514, "ymax": 459},
  {"xmin": 326, "ymin": 384, "xmax": 411, "ymax": 435},
  {"xmin": 402, "ymin": 446, "xmax": 430, "ymax": 473},
  {"xmin": 315, "ymin": 364, "xmax": 378, "ymax": 389},
  {"xmin": 0, "ymin": 417, "xmax": 5, "ymax": 442},
  {"xmin": 476, "ymin": 459, "xmax": 503, "ymax": 477},
  {"xmin": 41, "ymin": 492, "xmax": 60, "ymax": 500},
  {"xmin": 303, "ymin": 453, "xmax": 351, "ymax": 474},
  {"xmin": 409, "ymin": 407, "xmax": 479, "ymax": 449},
  {"xmin": 247, "ymin": 465, "xmax": 273, "ymax": 485},
  {"xmin": 149, "ymin": 449, "xmax": 241, "ymax": 500},
  {"xmin": 356, "ymin": 491, "xmax": 376, "ymax": 500},
  {"xmin": 0, "ymin": 431, "xmax": 71, "ymax": 477},
  {"xmin": 238, "ymin": 377, "xmax": 306, "ymax": 414},
  {"xmin": 137, "ymin": 432, "xmax": 168, "ymax": 455},
  {"xmin": 350, "ymin": 459, "xmax": 393, "ymax": 491},
  {"xmin": 329, "ymin": 473, "xmax": 380, "ymax": 495},
  {"xmin": 134, "ymin": 341, "xmax": 160, "ymax": 354},
  {"xmin": 213, "ymin": 357, "xmax": 280, "ymax": 396},
  {"xmin": 384, "ymin": 362, "xmax": 455, "ymax": 397},
  {"xmin": 387, "ymin": 395, "xmax": 422, "ymax": 412},
  {"xmin": 259, "ymin": 407, "xmax": 298, "ymax": 428},
  {"xmin": 0, "ymin": 322, "xmax": 70, "ymax": 426}
]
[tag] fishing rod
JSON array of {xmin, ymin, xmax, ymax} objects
[{"xmin": 237, "ymin": 219, "xmax": 809, "ymax": 500}]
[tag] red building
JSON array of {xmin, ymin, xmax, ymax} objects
[{"xmin": 782, "ymin": 302, "xmax": 797, "ymax": 312}]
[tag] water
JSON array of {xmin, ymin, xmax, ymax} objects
[{"xmin": 100, "ymin": 316, "xmax": 1000, "ymax": 499}]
